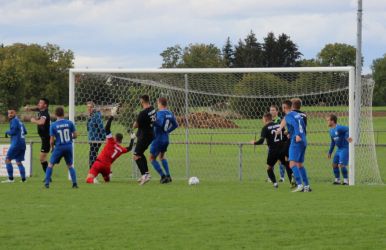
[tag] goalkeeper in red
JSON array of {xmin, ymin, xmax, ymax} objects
[{"xmin": 86, "ymin": 107, "xmax": 135, "ymax": 183}]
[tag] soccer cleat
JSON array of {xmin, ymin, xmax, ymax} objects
[
  {"xmin": 292, "ymin": 184, "xmax": 304, "ymax": 192},
  {"xmin": 139, "ymin": 174, "xmax": 151, "ymax": 185},
  {"xmin": 166, "ymin": 175, "xmax": 172, "ymax": 183},
  {"xmin": 72, "ymin": 183, "xmax": 79, "ymax": 189},
  {"xmin": 273, "ymin": 183, "xmax": 278, "ymax": 189},
  {"xmin": 44, "ymin": 184, "xmax": 49, "ymax": 189},
  {"xmin": 342, "ymin": 182, "xmax": 349, "ymax": 186},
  {"xmin": 279, "ymin": 177, "xmax": 285, "ymax": 183},
  {"xmin": 266, "ymin": 177, "xmax": 272, "ymax": 183},
  {"xmin": 1, "ymin": 179, "xmax": 15, "ymax": 183},
  {"xmin": 333, "ymin": 181, "xmax": 341, "ymax": 185},
  {"xmin": 93, "ymin": 178, "xmax": 100, "ymax": 184},
  {"xmin": 42, "ymin": 178, "xmax": 52, "ymax": 183},
  {"xmin": 20, "ymin": 179, "xmax": 27, "ymax": 183},
  {"xmin": 303, "ymin": 185, "xmax": 312, "ymax": 192},
  {"xmin": 160, "ymin": 175, "xmax": 167, "ymax": 184}
]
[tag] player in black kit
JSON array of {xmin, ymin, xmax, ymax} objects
[
  {"xmin": 251, "ymin": 113, "xmax": 292, "ymax": 188},
  {"xmin": 133, "ymin": 95, "xmax": 156, "ymax": 185},
  {"xmin": 30, "ymin": 98, "xmax": 51, "ymax": 178}
]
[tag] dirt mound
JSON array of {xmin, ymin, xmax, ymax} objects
[{"xmin": 176, "ymin": 112, "xmax": 239, "ymax": 129}]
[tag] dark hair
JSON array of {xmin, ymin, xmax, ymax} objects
[
  {"xmin": 158, "ymin": 97, "xmax": 168, "ymax": 106},
  {"xmin": 282, "ymin": 100, "xmax": 292, "ymax": 109},
  {"xmin": 263, "ymin": 112, "xmax": 272, "ymax": 121},
  {"xmin": 55, "ymin": 107, "xmax": 65, "ymax": 117},
  {"xmin": 115, "ymin": 133, "xmax": 123, "ymax": 143},
  {"xmin": 40, "ymin": 98, "xmax": 49, "ymax": 107},
  {"xmin": 291, "ymin": 98, "xmax": 302, "ymax": 110},
  {"xmin": 329, "ymin": 114, "xmax": 338, "ymax": 124},
  {"xmin": 270, "ymin": 105, "xmax": 279, "ymax": 111},
  {"xmin": 140, "ymin": 95, "xmax": 150, "ymax": 103}
]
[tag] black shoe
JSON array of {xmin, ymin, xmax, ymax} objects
[
  {"xmin": 342, "ymin": 182, "xmax": 349, "ymax": 186},
  {"xmin": 44, "ymin": 184, "xmax": 49, "ymax": 189},
  {"xmin": 42, "ymin": 178, "xmax": 52, "ymax": 183},
  {"xmin": 166, "ymin": 175, "xmax": 172, "ymax": 183},
  {"xmin": 160, "ymin": 175, "xmax": 168, "ymax": 184},
  {"xmin": 333, "ymin": 181, "xmax": 341, "ymax": 185},
  {"xmin": 72, "ymin": 183, "xmax": 79, "ymax": 189}
]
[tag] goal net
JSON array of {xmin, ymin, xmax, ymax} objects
[{"xmin": 69, "ymin": 67, "xmax": 382, "ymax": 185}]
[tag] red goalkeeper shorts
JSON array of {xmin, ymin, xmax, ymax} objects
[{"xmin": 89, "ymin": 160, "xmax": 111, "ymax": 182}]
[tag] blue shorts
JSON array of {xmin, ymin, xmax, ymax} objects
[
  {"xmin": 150, "ymin": 140, "xmax": 169, "ymax": 157},
  {"xmin": 289, "ymin": 142, "xmax": 306, "ymax": 163},
  {"xmin": 6, "ymin": 146, "xmax": 26, "ymax": 162},
  {"xmin": 50, "ymin": 145, "xmax": 73, "ymax": 165},
  {"xmin": 333, "ymin": 148, "xmax": 349, "ymax": 166}
]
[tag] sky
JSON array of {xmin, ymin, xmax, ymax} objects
[{"xmin": 1, "ymin": 0, "xmax": 385, "ymax": 73}]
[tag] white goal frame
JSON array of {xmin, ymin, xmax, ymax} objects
[{"xmin": 69, "ymin": 67, "xmax": 357, "ymax": 185}]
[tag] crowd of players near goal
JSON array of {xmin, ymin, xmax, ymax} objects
[{"xmin": 1, "ymin": 96, "xmax": 351, "ymax": 191}]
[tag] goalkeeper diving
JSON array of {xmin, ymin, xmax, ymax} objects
[{"xmin": 86, "ymin": 106, "xmax": 135, "ymax": 184}]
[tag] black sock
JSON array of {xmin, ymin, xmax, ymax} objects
[
  {"xmin": 135, "ymin": 157, "xmax": 146, "ymax": 175},
  {"xmin": 267, "ymin": 168, "xmax": 276, "ymax": 183},
  {"xmin": 285, "ymin": 162, "xmax": 293, "ymax": 182},
  {"xmin": 41, "ymin": 161, "xmax": 48, "ymax": 173},
  {"xmin": 142, "ymin": 155, "xmax": 149, "ymax": 173}
]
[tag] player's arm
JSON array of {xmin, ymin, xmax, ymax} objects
[
  {"xmin": 251, "ymin": 127, "xmax": 266, "ymax": 145},
  {"xmin": 328, "ymin": 137, "xmax": 335, "ymax": 159},
  {"xmin": 6, "ymin": 120, "xmax": 18, "ymax": 136},
  {"xmin": 105, "ymin": 116, "xmax": 114, "ymax": 136},
  {"xmin": 50, "ymin": 136, "xmax": 55, "ymax": 151},
  {"xmin": 31, "ymin": 116, "xmax": 46, "ymax": 125},
  {"xmin": 338, "ymin": 125, "xmax": 352, "ymax": 143},
  {"xmin": 276, "ymin": 118, "xmax": 286, "ymax": 133},
  {"xmin": 292, "ymin": 118, "xmax": 303, "ymax": 142},
  {"xmin": 167, "ymin": 116, "xmax": 179, "ymax": 133},
  {"xmin": 71, "ymin": 122, "xmax": 78, "ymax": 139},
  {"xmin": 125, "ymin": 133, "xmax": 136, "ymax": 152}
]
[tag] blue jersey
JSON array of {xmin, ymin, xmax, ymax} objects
[
  {"xmin": 329, "ymin": 125, "xmax": 349, "ymax": 154},
  {"xmin": 6, "ymin": 117, "xmax": 27, "ymax": 148},
  {"xmin": 50, "ymin": 119, "xmax": 76, "ymax": 147},
  {"xmin": 285, "ymin": 111, "xmax": 307, "ymax": 144},
  {"xmin": 153, "ymin": 109, "xmax": 178, "ymax": 141}
]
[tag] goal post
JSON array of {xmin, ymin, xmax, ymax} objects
[{"xmin": 69, "ymin": 67, "xmax": 382, "ymax": 185}]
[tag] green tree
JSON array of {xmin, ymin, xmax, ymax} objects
[
  {"xmin": 182, "ymin": 43, "xmax": 224, "ymax": 68},
  {"xmin": 160, "ymin": 45, "xmax": 183, "ymax": 68},
  {"xmin": 372, "ymin": 54, "xmax": 386, "ymax": 106},
  {"xmin": 222, "ymin": 37, "xmax": 234, "ymax": 67},
  {"xmin": 317, "ymin": 43, "xmax": 356, "ymax": 66},
  {"xmin": 275, "ymin": 33, "xmax": 302, "ymax": 67},
  {"xmin": 233, "ymin": 31, "xmax": 263, "ymax": 67}
]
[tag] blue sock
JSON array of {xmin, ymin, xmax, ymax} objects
[
  {"xmin": 333, "ymin": 168, "xmax": 340, "ymax": 179},
  {"xmin": 161, "ymin": 159, "xmax": 170, "ymax": 176},
  {"xmin": 18, "ymin": 164, "xmax": 26, "ymax": 180},
  {"xmin": 279, "ymin": 164, "xmax": 285, "ymax": 178},
  {"xmin": 299, "ymin": 166, "xmax": 309, "ymax": 186},
  {"xmin": 6, "ymin": 163, "xmax": 14, "ymax": 180},
  {"xmin": 45, "ymin": 167, "xmax": 53, "ymax": 185},
  {"xmin": 151, "ymin": 160, "xmax": 164, "ymax": 177},
  {"xmin": 341, "ymin": 166, "xmax": 348, "ymax": 179},
  {"xmin": 68, "ymin": 167, "xmax": 77, "ymax": 184},
  {"xmin": 291, "ymin": 166, "xmax": 302, "ymax": 185}
]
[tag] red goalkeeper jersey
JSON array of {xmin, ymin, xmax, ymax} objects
[{"xmin": 96, "ymin": 134, "xmax": 128, "ymax": 167}]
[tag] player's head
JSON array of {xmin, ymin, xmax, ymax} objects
[
  {"xmin": 269, "ymin": 105, "xmax": 279, "ymax": 118},
  {"xmin": 86, "ymin": 101, "xmax": 95, "ymax": 114},
  {"xmin": 38, "ymin": 98, "xmax": 49, "ymax": 110},
  {"xmin": 157, "ymin": 97, "xmax": 167, "ymax": 109},
  {"xmin": 327, "ymin": 114, "xmax": 338, "ymax": 127},
  {"xmin": 140, "ymin": 95, "xmax": 150, "ymax": 108},
  {"xmin": 281, "ymin": 100, "xmax": 292, "ymax": 114},
  {"xmin": 263, "ymin": 112, "xmax": 272, "ymax": 124},
  {"xmin": 291, "ymin": 98, "xmax": 302, "ymax": 110},
  {"xmin": 115, "ymin": 133, "xmax": 123, "ymax": 143},
  {"xmin": 7, "ymin": 109, "xmax": 16, "ymax": 119},
  {"xmin": 55, "ymin": 107, "xmax": 65, "ymax": 118}
]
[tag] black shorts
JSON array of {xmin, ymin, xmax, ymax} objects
[
  {"xmin": 134, "ymin": 136, "xmax": 153, "ymax": 156},
  {"xmin": 284, "ymin": 140, "xmax": 290, "ymax": 158},
  {"xmin": 267, "ymin": 147, "xmax": 287, "ymax": 167},
  {"xmin": 40, "ymin": 136, "xmax": 50, "ymax": 153}
]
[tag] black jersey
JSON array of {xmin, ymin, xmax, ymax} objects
[
  {"xmin": 37, "ymin": 109, "xmax": 50, "ymax": 137},
  {"xmin": 136, "ymin": 106, "xmax": 156, "ymax": 138},
  {"xmin": 255, "ymin": 122, "xmax": 286, "ymax": 150}
]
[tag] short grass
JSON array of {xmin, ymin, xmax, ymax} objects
[{"xmin": 0, "ymin": 179, "xmax": 386, "ymax": 250}]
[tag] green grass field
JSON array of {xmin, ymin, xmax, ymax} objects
[{"xmin": 0, "ymin": 107, "xmax": 385, "ymax": 249}]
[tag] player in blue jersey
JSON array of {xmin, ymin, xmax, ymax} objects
[
  {"xmin": 1, "ymin": 109, "xmax": 28, "ymax": 183},
  {"xmin": 149, "ymin": 97, "xmax": 178, "ymax": 184},
  {"xmin": 277, "ymin": 99, "xmax": 311, "ymax": 192},
  {"xmin": 44, "ymin": 107, "xmax": 78, "ymax": 189},
  {"xmin": 327, "ymin": 114, "xmax": 352, "ymax": 185}
]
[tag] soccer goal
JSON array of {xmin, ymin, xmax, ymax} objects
[{"xmin": 69, "ymin": 67, "xmax": 382, "ymax": 185}]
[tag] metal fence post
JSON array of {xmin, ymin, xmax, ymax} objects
[
  {"xmin": 184, "ymin": 74, "xmax": 190, "ymax": 179},
  {"xmin": 238, "ymin": 144, "xmax": 243, "ymax": 181}
]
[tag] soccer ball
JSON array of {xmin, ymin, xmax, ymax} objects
[{"xmin": 188, "ymin": 176, "xmax": 199, "ymax": 185}]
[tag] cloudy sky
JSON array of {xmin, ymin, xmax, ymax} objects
[{"xmin": 1, "ymin": 0, "xmax": 385, "ymax": 73}]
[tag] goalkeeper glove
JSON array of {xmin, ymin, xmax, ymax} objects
[
  {"xmin": 130, "ymin": 133, "xmax": 136, "ymax": 139},
  {"xmin": 111, "ymin": 106, "xmax": 119, "ymax": 117}
]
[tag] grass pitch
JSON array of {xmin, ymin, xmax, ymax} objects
[{"xmin": 0, "ymin": 178, "xmax": 386, "ymax": 250}]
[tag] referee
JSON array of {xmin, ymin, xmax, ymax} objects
[
  {"xmin": 30, "ymin": 98, "xmax": 51, "ymax": 176},
  {"xmin": 133, "ymin": 95, "xmax": 156, "ymax": 185}
]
